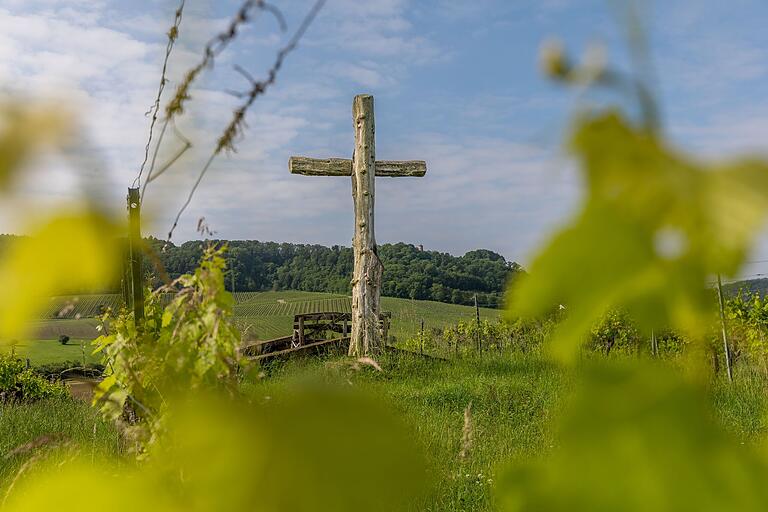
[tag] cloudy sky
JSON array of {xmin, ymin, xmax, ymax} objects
[{"xmin": 1, "ymin": 0, "xmax": 767, "ymax": 268}]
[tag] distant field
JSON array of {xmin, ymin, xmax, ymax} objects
[
  {"xmin": 235, "ymin": 291, "xmax": 500, "ymax": 342},
  {"xmin": 12, "ymin": 291, "xmax": 501, "ymax": 364},
  {"xmin": 0, "ymin": 339, "xmax": 99, "ymax": 366}
]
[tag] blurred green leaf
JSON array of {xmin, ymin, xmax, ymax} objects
[
  {"xmin": 0, "ymin": 211, "xmax": 119, "ymax": 341},
  {"xmin": 508, "ymin": 112, "xmax": 768, "ymax": 361},
  {"xmin": 496, "ymin": 362, "xmax": 768, "ymax": 511},
  {"xmin": 5, "ymin": 389, "xmax": 427, "ymax": 511}
]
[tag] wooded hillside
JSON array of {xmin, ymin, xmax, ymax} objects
[{"xmin": 149, "ymin": 239, "xmax": 521, "ymax": 308}]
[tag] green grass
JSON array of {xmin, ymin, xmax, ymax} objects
[
  {"xmin": 251, "ymin": 352, "xmax": 768, "ymax": 511},
  {"xmin": 0, "ymin": 339, "xmax": 100, "ymax": 366},
  {"xmin": 381, "ymin": 296, "xmax": 500, "ymax": 342},
  {"xmin": 358, "ymin": 354, "xmax": 566, "ymax": 511},
  {"xmin": 0, "ymin": 351, "xmax": 767, "ymax": 510},
  {"xmin": 710, "ymin": 367, "xmax": 768, "ymax": 440},
  {"xmin": 253, "ymin": 352, "xmax": 566, "ymax": 511},
  {"xmin": 0, "ymin": 397, "xmax": 119, "ymax": 492}
]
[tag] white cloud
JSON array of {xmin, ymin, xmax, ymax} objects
[
  {"xmin": 0, "ymin": 0, "xmax": 580, "ymax": 262},
  {"xmin": 327, "ymin": 62, "xmax": 397, "ymax": 89},
  {"xmin": 671, "ymin": 102, "xmax": 768, "ymax": 158},
  {"xmin": 306, "ymin": 0, "xmax": 445, "ymax": 91},
  {"xmin": 0, "ymin": 2, "xmax": 643, "ymax": 263}
]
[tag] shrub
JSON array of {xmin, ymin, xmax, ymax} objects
[
  {"xmin": 588, "ymin": 310, "xmax": 641, "ymax": 355},
  {"xmin": 58, "ymin": 334, "xmax": 70, "ymax": 345},
  {"xmin": 0, "ymin": 353, "xmax": 66, "ymax": 402},
  {"xmin": 405, "ymin": 318, "xmax": 544, "ymax": 356},
  {"xmin": 93, "ymin": 245, "xmax": 244, "ymax": 455}
]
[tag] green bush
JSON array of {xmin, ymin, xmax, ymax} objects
[
  {"xmin": 588, "ymin": 310, "xmax": 641, "ymax": 355},
  {"xmin": 403, "ymin": 318, "xmax": 548, "ymax": 357},
  {"xmin": 0, "ymin": 353, "xmax": 66, "ymax": 402}
]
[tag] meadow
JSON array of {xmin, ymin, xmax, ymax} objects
[
  {"xmin": 18, "ymin": 291, "xmax": 500, "ymax": 365},
  {"xmin": 1, "ymin": 350, "xmax": 765, "ymax": 511},
  {"xmin": 0, "ymin": 339, "xmax": 99, "ymax": 366}
]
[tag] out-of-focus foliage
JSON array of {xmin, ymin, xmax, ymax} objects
[
  {"xmin": 508, "ymin": 97, "xmax": 768, "ymax": 362},
  {"xmin": 498, "ymin": 37, "xmax": 768, "ymax": 509},
  {"xmin": 0, "ymin": 353, "xmax": 66, "ymax": 401},
  {"xmin": 496, "ymin": 361, "xmax": 768, "ymax": 511},
  {"xmin": 0, "ymin": 212, "xmax": 119, "ymax": 341},
  {"xmin": 4, "ymin": 390, "xmax": 427, "ymax": 511},
  {"xmin": 0, "ymin": 103, "xmax": 120, "ymax": 342},
  {"xmin": 93, "ymin": 245, "xmax": 242, "ymax": 454},
  {"xmin": 0, "ymin": 103, "xmax": 68, "ymax": 190}
]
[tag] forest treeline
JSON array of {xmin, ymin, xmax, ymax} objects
[
  {"xmin": 0, "ymin": 235, "xmax": 520, "ymax": 307},
  {"xmin": 147, "ymin": 238, "xmax": 521, "ymax": 308},
  {"xmin": 5, "ymin": 232, "xmax": 764, "ymax": 309}
]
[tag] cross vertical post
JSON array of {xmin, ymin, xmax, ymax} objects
[
  {"xmin": 350, "ymin": 95, "xmax": 381, "ymax": 356},
  {"xmin": 289, "ymin": 94, "xmax": 427, "ymax": 356}
]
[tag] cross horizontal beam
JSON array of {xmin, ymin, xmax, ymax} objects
[{"xmin": 289, "ymin": 156, "xmax": 426, "ymax": 177}]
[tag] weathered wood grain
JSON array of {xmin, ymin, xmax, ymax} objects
[
  {"xmin": 289, "ymin": 157, "xmax": 426, "ymax": 177},
  {"xmin": 350, "ymin": 94, "xmax": 383, "ymax": 357}
]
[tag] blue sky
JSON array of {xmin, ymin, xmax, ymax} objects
[{"xmin": 1, "ymin": 0, "xmax": 767, "ymax": 269}]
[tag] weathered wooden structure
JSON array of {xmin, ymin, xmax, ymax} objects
[
  {"xmin": 289, "ymin": 94, "xmax": 426, "ymax": 356},
  {"xmin": 241, "ymin": 311, "xmax": 392, "ymax": 361},
  {"xmin": 126, "ymin": 187, "xmax": 144, "ymax": 324},
  {"xmin": 293, "ymin": 312, "xmax": 351, "ymax": 345}
]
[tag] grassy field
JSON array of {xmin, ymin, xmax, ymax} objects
[
  {"xmin": 1, "ymin": 351, "xmax": 765, "ymax": 510},
  {"xmin": 253, "ymin": 352, "xmax": 568, "ymax": 511},
  {"xmin": 0, "ymin": 339, "xmax": 100, "ymax": 366},
  {"xmin": 15, "ymin": 291, "xmax": 500, "ymax": 365},
  {"xmin": 0, "ymin": 397, "xmax": 119, "ymax": 490}
]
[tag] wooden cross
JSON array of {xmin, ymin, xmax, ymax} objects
[{"xmin": 289, "ymin": 94, "xmax": 426, "ymax": 356}]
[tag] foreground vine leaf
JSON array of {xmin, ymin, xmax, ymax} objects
[
  {"xmin": 496, "ymin": 362, "xmax": 768, "ymax": 511},
  {"xmin": 508, "ymin": 112, "xmax": 768, "ymax": 361}
]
